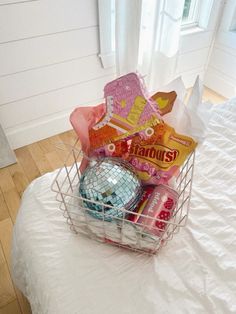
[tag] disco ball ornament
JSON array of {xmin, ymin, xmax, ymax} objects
[{"xmin": 79, "ymin": 157, "xmax": 142, "ymax": 221}]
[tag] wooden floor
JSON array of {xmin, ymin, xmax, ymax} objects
[{"xmin": 0, "ymin": 87, "xmax": 227, "ymax": 314}]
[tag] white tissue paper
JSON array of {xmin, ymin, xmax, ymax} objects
[{"xmin": 160, "ymin": 76, "xmax": 213, "ymax": 144}]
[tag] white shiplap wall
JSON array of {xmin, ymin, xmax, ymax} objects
[
  {"xmin": 205, "ymin": 36, "xmax": 236, "ymax": 98},
  {"xmin": 176, "ymin": 0, "xmax": 223, "ymax": 89},
  {"xmin": 0, "ymin": 0, "xmax": 230, "ymax": 149},
  {"xmin": 0, "ymin": 0, "xmax": 115, "ymax": 148},
  {"xmin": 176, "ymin": 31, "xmax": 211, "ymax": 87},
  {"xmin": 205, "ymin": 0, "xmax": 236, "ymax": 98}
]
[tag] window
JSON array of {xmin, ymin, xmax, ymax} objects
[
  {"xmin": 110, "ymin": 0, "xmax": 115, "ymax": 51},
  {"xmin": 98, "ymin": 0, "xmax": 214, "ymax": 68},
  {"xmin": 181, "ymin": 0, "xmax": 215, "ymax": 31},
  {"xmin": 230, "ymin": 10, "xmax": 236, "ymax": 32},
  {"xmin": 98, "ymin": 0, "xmax": 115, "ymax": 68},
  {"xmin": 182, "ymin": 0, "xmax": 200, "ymax": 27}
]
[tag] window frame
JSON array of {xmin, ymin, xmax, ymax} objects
[
  {"xmin": 181, "ymin": 0, "xmax": 214, "ymax": 32},
  {"xmin": 217, "ymin": 0, "xmax": 236, "ymax": 49},
  {"xmin": 181, "ymin": 0, "xmax": 200, "ymax": 29},
  {"xmin": 98, "ymin": 0, "xmax": 115, "ymax": 69},
  {"xmin": 230, "ymin": 9, "xmax": 236, "ymax": 32}
]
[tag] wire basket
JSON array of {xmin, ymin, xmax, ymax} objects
[{"xmin": 51, "ymin": 140, "xmax": 195, "ymax": 255}]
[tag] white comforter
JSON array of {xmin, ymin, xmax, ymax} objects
[{"xmin": 12, "ymin": 99, "xmax": 236, "ymax": 314}]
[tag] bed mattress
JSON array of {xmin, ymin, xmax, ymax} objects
[{"xmin": 11, "ymin": 99, "xmax": 236, "ymax": 314}]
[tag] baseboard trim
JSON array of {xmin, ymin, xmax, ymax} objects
[
  {"xmin": 6, "ymin": 111, "xmax": 72, "ymax": 149},
  {"xmin": 5, "ymin": 99, "xmax": 103, "ymax": 149},
  {"xmin": 204, "ymin": 67, "xmax": 236, "ymax": 99}
]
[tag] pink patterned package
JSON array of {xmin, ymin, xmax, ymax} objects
[
  {"xmin": 104, "ymin": 72, "xmax": 160, "ymax": 126},
  {"xmin": 89, "ymin": 73, "xmax": 161, "ymax": 151}
]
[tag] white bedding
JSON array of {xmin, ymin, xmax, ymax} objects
[{"xmin": 12, "ymin": 99, "xmax": 236, "ymax": 314}]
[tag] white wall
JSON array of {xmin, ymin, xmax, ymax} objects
[
  {"xmin": 176, "ymin": 0, "xmax": 223, "ymax": 89},
  {"xmin": 205, "ymin": 1, "xmax": 236, "ymax": 98},
  {"xmin": 0, "ymin": 0, "xmax": 115, "ymax": 149},
  {"xmin": 0, "ymin": 0, "xmax": 233, "ymax": 149},
  {"xmin": 177, "ymin": 30, "xmax": 211, "ymax": 88}
]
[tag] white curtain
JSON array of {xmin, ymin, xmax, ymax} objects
[
  {"xmin": 115, "ymin": 0, "xmax": 185, "ymax": 91},
  {"xmin": 115, "ymin": 0, "xmax": 142, "ymax": 75}
]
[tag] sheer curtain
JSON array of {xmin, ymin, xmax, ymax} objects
[{"xmin": 115, "ymin": 0, "xmax": 185, "ymax": 91}]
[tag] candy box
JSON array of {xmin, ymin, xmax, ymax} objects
[{"xmin": 135, "ymin": 185, "xmax": 179, "ymax": 237}]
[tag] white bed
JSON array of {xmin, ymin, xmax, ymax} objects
[{"xmin": 12, "ymin": 99, "xmax": 236, "ymax": 314}]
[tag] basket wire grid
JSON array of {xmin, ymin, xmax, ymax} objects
[{"xmin": 51, "ymin": 140, "xmax": 195, "ymax": 255}]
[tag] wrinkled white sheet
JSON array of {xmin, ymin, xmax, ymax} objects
[{"xmin": 12, "ymin": 99, "xmax": 236, "ymax": 314}]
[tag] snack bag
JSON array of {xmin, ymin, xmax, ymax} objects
[
  {"xmin": 89, "ymin": 73, "xmax": 162, "ymax": 151},
  {"xmin": 128, "ymin": 122, "xmax": 197, "ymax": 185}
]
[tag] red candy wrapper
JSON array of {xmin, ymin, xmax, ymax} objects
[
  {"xmin": 128, "ymin": 186, "xmax": 155, "ymax": 223},
  {"xmin": 137, "ymin": 185, "xmax": 179, "ymax": 236}
]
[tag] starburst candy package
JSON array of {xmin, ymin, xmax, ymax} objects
[{"xmin": 128, "ymin": 122, "xmax": 197, "ymax": 185}]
